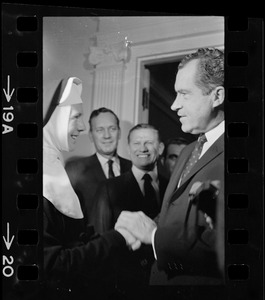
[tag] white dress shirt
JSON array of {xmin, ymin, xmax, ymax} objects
[
  {"xmin": 200, "ymin": 120, "xmax": 225, "ymax": 158},
  {"xmin": 96, "ymin": 152, "xmax": 121, "ymax": 178}
]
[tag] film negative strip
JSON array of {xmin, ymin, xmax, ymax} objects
[{"xmin": 2, "ymin": 5, "xmax": 264, "ymax": 300}]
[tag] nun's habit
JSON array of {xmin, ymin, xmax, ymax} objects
[{"xmin": 42, "ymin": 77, "xmax": 126, "ymax": 300}]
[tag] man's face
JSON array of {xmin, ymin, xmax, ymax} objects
[
  {"xmin": 68, "ymin": 104, "xmax": 86, "ymax": 152},
  {"xmin": 128, "ymin": 128, "xmax": 164, "ymax": 171},
  {"xmin": 165, "ymin": 143, "xmax": 186, "ymax": 175},
  {"xmin": 171, "ymin": 60, "xmax": 216, "ymax": 135},
  {"xmin": 89, "ymin": 112, "xmax": 121, "ymax": 158}
]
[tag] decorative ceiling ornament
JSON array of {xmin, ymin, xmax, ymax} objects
[{"xmin": 88, "ymin": 37, "xmax": 132, "ymax": 67}]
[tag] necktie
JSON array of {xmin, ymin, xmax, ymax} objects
[
  {"xmin": 107, "ymin": 159, "xmax": 115, "ymax": 178},
  {"xmin": 179, "ymin": 133, "xmax": 207, "ymax": 184},
  {"xmin": 142, "ymin": 173, "xmax": 158, "ymax": 218}
]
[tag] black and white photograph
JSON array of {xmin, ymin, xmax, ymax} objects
[{"xmin": 1, "ymin": 5, "xmax": 264, "ymax": 300}]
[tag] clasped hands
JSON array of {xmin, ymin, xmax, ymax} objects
[{"xmin": 115, "ymin": 211, "xmax": 157, "ymax": 251}]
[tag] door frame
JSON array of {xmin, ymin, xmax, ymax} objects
[{"xmin": 134, "ymin": 49, "xmax": 192, "ymax": 124}]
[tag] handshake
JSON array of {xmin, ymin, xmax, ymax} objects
[{"xmin": 114, "ymin": 211, "xmax": 157, "ymax": 251}]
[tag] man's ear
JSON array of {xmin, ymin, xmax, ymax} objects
[
  {"xmin": 127, "ymin": 144, "xmax": 131, "ymax": 158},
  {"xmin": 158, "ymin": 142, "xmax": 165, "ymax": 156},
  {"xmin": 212, "ymin": 86, "xmax": 225, "ymax": 108},
  {"xmin": 88, "ymin": 131, "xmax": 94, "ymax": 143},
  {"xmin": 160, "ymin": 156, "xmax": 165, "ymax": 166}
]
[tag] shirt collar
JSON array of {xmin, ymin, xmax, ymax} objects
[
  {"xmin": 96, "ymin": 152, "xmax": 119, "ymax": 165},
  {"xmin": 204, "ymin": 120, "xmax": 225, "ymax": 144},
  {"xmin": 132, "ymin": 165, "xmax": 158, "ymax": 182}
]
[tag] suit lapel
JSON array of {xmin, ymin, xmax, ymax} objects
[
  {"xmin": 158, "ymin": 175, "xmax": 169, "ymax": 207},
  {"xmin": 125, "ymin": 170, "xmax": 144, "ymax": 208},
  {"xmin": 161, "ymin": 142, "xmax": 195, "ymax": 205},
  {"xmin": 180, "ymin": 134, "xmax": 224, "ymax": 185},
  {"xmin": 119, "ymin": 156, "xmax": 131, "ymax": 173},
  {"xmin": 161, "ymin": 134, "xmax": 224, "ymax": 210},
  {"xmin": 92, "ymin": 154, "xmax": 107, "ymax": 180}
]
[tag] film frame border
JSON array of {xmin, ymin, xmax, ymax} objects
[{"xmin": 1, "ymin": 5, "xmax": 264, "ymax": 300}]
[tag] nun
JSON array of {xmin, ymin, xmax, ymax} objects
[{"xmin": 43, "ymin": 77, "xmax": 138, "ymax": 299}]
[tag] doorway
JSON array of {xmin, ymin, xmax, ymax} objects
[{"xmin": 145, "ymin": 61, "xmax": 196, "ymax": 145}]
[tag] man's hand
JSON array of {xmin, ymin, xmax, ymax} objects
[
  {"xmin": 115, "ymin": 211, "xmax": 157, "ymax": 245},
  {"xmin": 115, "ymin": 227, "xmax": 141, "ymax": 250}
]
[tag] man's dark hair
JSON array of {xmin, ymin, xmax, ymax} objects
[
  {"xmin": 88, "ymin": 107, "xmax": 120, "ymax": 131},
  {"xmin": 163, "ymin": 137, "xmax": 189, "ymax": 158},
  {"xmin": 179, "ymin": 48, "xmax": 224, "ymax": 95},
  {"xmin": 127, "ymin": 123, "xmax": 162, "ymax": 143}
]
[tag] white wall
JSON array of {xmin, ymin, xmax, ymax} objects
[{"xmin": 43, "ymin": 17, "xmax": 99, "ymax": 161}]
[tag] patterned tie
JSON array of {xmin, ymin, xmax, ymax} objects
[
  {"xmin": 179, "ymin": 133, "xmax": 207, "ymax": 184},
  {"xmin": 107, "ymin": 159, "xmax": 115, "ymax": 178},
  {"xmin": 142, "ymin": 173, "xmax": 158, "ymax": 218}
]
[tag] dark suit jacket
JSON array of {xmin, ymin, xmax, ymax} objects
[
  {"xmin": 91, "ymin": 169, "xmax": 168, "ymax": 233},
  {"xmin": 91, "ymin": 169, "xmax": 168, "ymax": 297},
  {"xmin": 65, "ymin": 154, "xmax": 131, "ymax": 224},
  {"xmin": 42, "ymin": 197, "xmax": 127, "ymax": 300},
  {"xmin": 150, "ymin": 134, "xmax": 224, "ymax": 286}
]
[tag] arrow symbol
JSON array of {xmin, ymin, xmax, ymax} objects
[
  {"xmin": 3, "ymin": 223, "xmax": 15, "ymax": 250},
  {"xmin": 3, "ymin": 75, "xmax": 15, "ymax": 102}
]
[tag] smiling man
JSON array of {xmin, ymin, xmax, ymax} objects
[
  {"xmin": 90, "ymin": 123, "xmax": 168, "ymax": 299},
  {"xmin": 65, "ymin": 107, "xmax": 132, "ymax": 224},
  {"xmin": 91, "ymin": 123, "xmax": 167, "ymax": 232},
  {"xmin": 115, "ymin": 48, "xmax": 225, "ymax": 288},
  {"xmin": 128, "ymin": 124, "xmax": 165, "ymax": 173}
]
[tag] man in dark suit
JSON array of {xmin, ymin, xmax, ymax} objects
[
  {"xmin": 115, "ymin": 48, "xmax": 225, "ymax": 288},
  {"xmin": 65, "ymin": 107, "xmax": 131, "ymax": 224},
  {"xmin": 159, "ymin": 136, "xmax": 190, "ymax": 179},
  {"xmin": 91, "ymin": 123, "xmax": 168, "ymax": 298}
]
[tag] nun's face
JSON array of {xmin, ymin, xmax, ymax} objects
[{"xmin": 68, "ymin": 104, "xmax": 86, "ymax": 151}]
